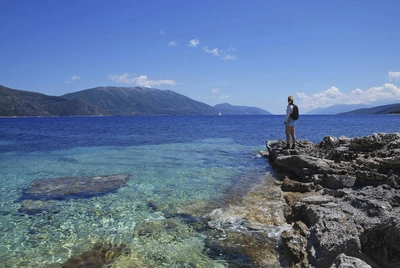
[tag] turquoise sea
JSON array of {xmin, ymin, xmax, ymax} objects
[{"xmin": 0, "ymin": 115, "xmax": 399, "ymax": 267}]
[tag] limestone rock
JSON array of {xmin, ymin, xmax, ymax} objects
[
  {"xmin": 266, "ymin": 132, "xmax": 400, "ymax": 189},
  {"xmin": 282, "ymin": 177, "xmax": 315, "ymax": 193},
  {"xmin": 331, "ymin": 253, "xmax": 371, "ymax": 268},
  {"xmin": 281, "ymin": 221, "xmax": 309, "ymax": 268},
  {"xmin": 264, "ymin": 133, "xmax": 400, "ymax": 267}
]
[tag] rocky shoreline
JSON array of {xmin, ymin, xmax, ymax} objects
[{"xmin": 263, "ymin": 133, "xmax": 400, "ymax": 268}]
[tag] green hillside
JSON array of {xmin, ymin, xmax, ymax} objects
[
  {"xmin": 0, "ymin": 85, "xmax": 273, "ymax": 117},
  {"xmin": 62, "ymin": 86, "xmax": 217, "ymax": 116},
  {"xmin": 340, "ymin": 103, "xmax": 400, "ymax": 114},
  {"xmin": 0, "ymin": 85, "xmax": 103, "ymax": 116}
]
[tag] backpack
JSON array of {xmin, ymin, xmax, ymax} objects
[{"xmin": 291, "ymin": 104, "xmax": 299, "ymax": 120}]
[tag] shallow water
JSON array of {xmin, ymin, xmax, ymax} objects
[{"xmin": 0, "ymin": 115, "xmax": 399, "ymax": 267}]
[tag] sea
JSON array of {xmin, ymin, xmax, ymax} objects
[{"xmin": 0, "ymin": 115, "xmax": 399, "ymax": 267}]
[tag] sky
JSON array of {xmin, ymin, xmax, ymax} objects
[{"xmin": 1, "ymin": 0, "xmax": 400, "ymax": 114}]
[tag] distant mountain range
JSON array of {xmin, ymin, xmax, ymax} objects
[
  {"xmin": 339, "ymin": 103, "xmax": 400, "ymax": 115},
  {"xmin": 306, "ymin": 104, "xmax": 371, "ymax": 115},
  {"xmin": 307, "ymin": 103, "xmax": 400, "ymax": 115},
  {"xmin": 214, "ymin": 103, "xmax": 272, "ymax": 115},
  {"xmin": 0, "ymin": 85, "xmax": 272, "ymax": 116},
  {"xmin": 2, "ymin": 84, "xmax": 398, "ymax": 117}
]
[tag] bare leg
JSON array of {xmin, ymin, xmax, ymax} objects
[
  {"xmin": 289, "ymin": 126, "xmax": 296, "ymax": 147},
  {"xmin": 285, "ymin": 126, "xmax": 291, "ymax": 148}
]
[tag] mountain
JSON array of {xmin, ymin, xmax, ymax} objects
[
  {"xmin": 0, "ymin": 85, "xmax": 103, "ymax": 116},
  {"xmin": 62, "ymin": 86, "xmax": 217, "ymax": 116},
  {"xmin": 0, "ymin": 85, "xmax": 272, "ymax": 117},
  {"xmin": 340, "ymin": 103, "xmax": 400, "ymax": 114},
  {"xmin": 214, "ymin": 103, "xmax": 272, "ymax": 115},
  {"xmin": 306, "ymin": 104, "xmax": 371, "ymax": 115}
]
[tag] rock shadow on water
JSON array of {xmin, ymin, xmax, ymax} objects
[{"xmin": 20, "ymin": 174, "xmax": 130, "ymax": 201}]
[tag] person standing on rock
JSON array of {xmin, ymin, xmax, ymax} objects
[{"xmin": 284, "ymin": 95, "xmax": 296, "ymax": 149}]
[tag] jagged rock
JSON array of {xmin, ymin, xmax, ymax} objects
[
  {"xmin": 264, "ymin": 133, "xmax": 400, "ymax": 267},
  {"xmin": 276, "ymin": 155, "xmax": 334, "ymax": 177},
  {"xmin": 305, "ymin": 200, "xmax": 363, "ymax": 267},
  {"xmin": 281, "ymin": 221, "xmax": 309, "ymax": 268},
  {"xmin": 267, "ymin": 133, "xmax": 400, "ymax": 189},
  {"xmin": 322, "ymin": 174, "xmax": 357, "ymax": 189},
  {"xmin": 331, "ymin": 253, "xmax": 371, "ymax": 268},
  {"xmin": 282, "ymin": 177, "xmax": 315, "ymax": 193},
  {"xmin": 21, "ymin": 174, "xmax": 130, "ymax": 200}
]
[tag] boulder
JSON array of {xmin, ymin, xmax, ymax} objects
[
  {"xmin": 282, "ymin": 177, "xmax": 315, "ymax": 193},
  {"xmin": 331, "ymin": 253, "xmax": 371, "ymax": 268}
]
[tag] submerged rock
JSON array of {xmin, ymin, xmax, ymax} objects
[
  {"xmin": 21, "ymin": 174, "xmax": 130, "ymax": 200},
  {"xmin": 265, "ymin": 133, "xmax": 400, "ymax": 268},
  {"xmin": 61, "ymin": 242, "xmax": 130, "ymax": 268}
]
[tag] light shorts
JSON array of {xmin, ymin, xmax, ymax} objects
[{"xmin": 286, "ymin": 118, "xmax": 296, "ymax": 127}]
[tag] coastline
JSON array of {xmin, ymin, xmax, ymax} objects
[{"xmin": 263, "ymin": 133, "xmax": 400, "ymax": 267}]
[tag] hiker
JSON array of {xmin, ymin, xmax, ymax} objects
[{"xmin": 284, "ymin": 95, "xmax": 296, "ymax": 149}]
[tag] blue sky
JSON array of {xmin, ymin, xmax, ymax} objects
[{"xmin": 1, "ymin": 0, "xmax": 400, "ymax": 114}]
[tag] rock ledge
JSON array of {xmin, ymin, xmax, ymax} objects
[{"xmin": 264, "ymin": 133, "xmax": 400, "ymax": 268}]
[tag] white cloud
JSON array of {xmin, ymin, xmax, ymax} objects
[
  {"xmin": 389, "ymin": 71, "xmax": 400, "ymax": 81},
  {"xmin": 204, "ymin": 45, "xmax": 236, "ymax": 61},
  {"xmin": 66, "ymin": 76, "xmax": 82, "ymax": 84},
  {"xmin": 108, "ymin": 74, "xmax": 176, "ymax": 87},
  {"xmin": 185, "ymin": 38, "xmax": 236, "ymax": 60},
  {"xmin": 221, "ymin": 54, "xmax": 236, "ymax": 61},
  {"xmin": 169, "ymin": 41, "xmax": 177, "ymax": 46},
  {"xmin": 350, "ymin": 88, "xmax": 363, "ymax": 95},
  {"xmin": 359, "ymin": 83, "xmax": 400, "ymax": 102},
  {"xmin": 159, "ymin": 29, "xmax": 166, "ymax": 35},
  {"xmin": 312, "ymin": 86, "xmax": 342, "ymax": 102},
  {"xmin": 204, "ymin": 46, "xmax": 219, "ymax": 56},
  {"xmin": 210, "ymin": 88, "xmax": 230, "ymax": 100},
  {"xmin": 188, "ymin": 38, "xmax": 200, "ymax": 47},
  {"xmin": 297, "ymin": 83, "xmax": 400, "ymax": 109}
]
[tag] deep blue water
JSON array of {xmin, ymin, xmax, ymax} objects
[
  {"xmin": 2, "ymin": 115, "xmax": 399, "ymax": 153},
  {"xmin": 0, "ymin": 115, "xmax": 399, "ymax": 267}
]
